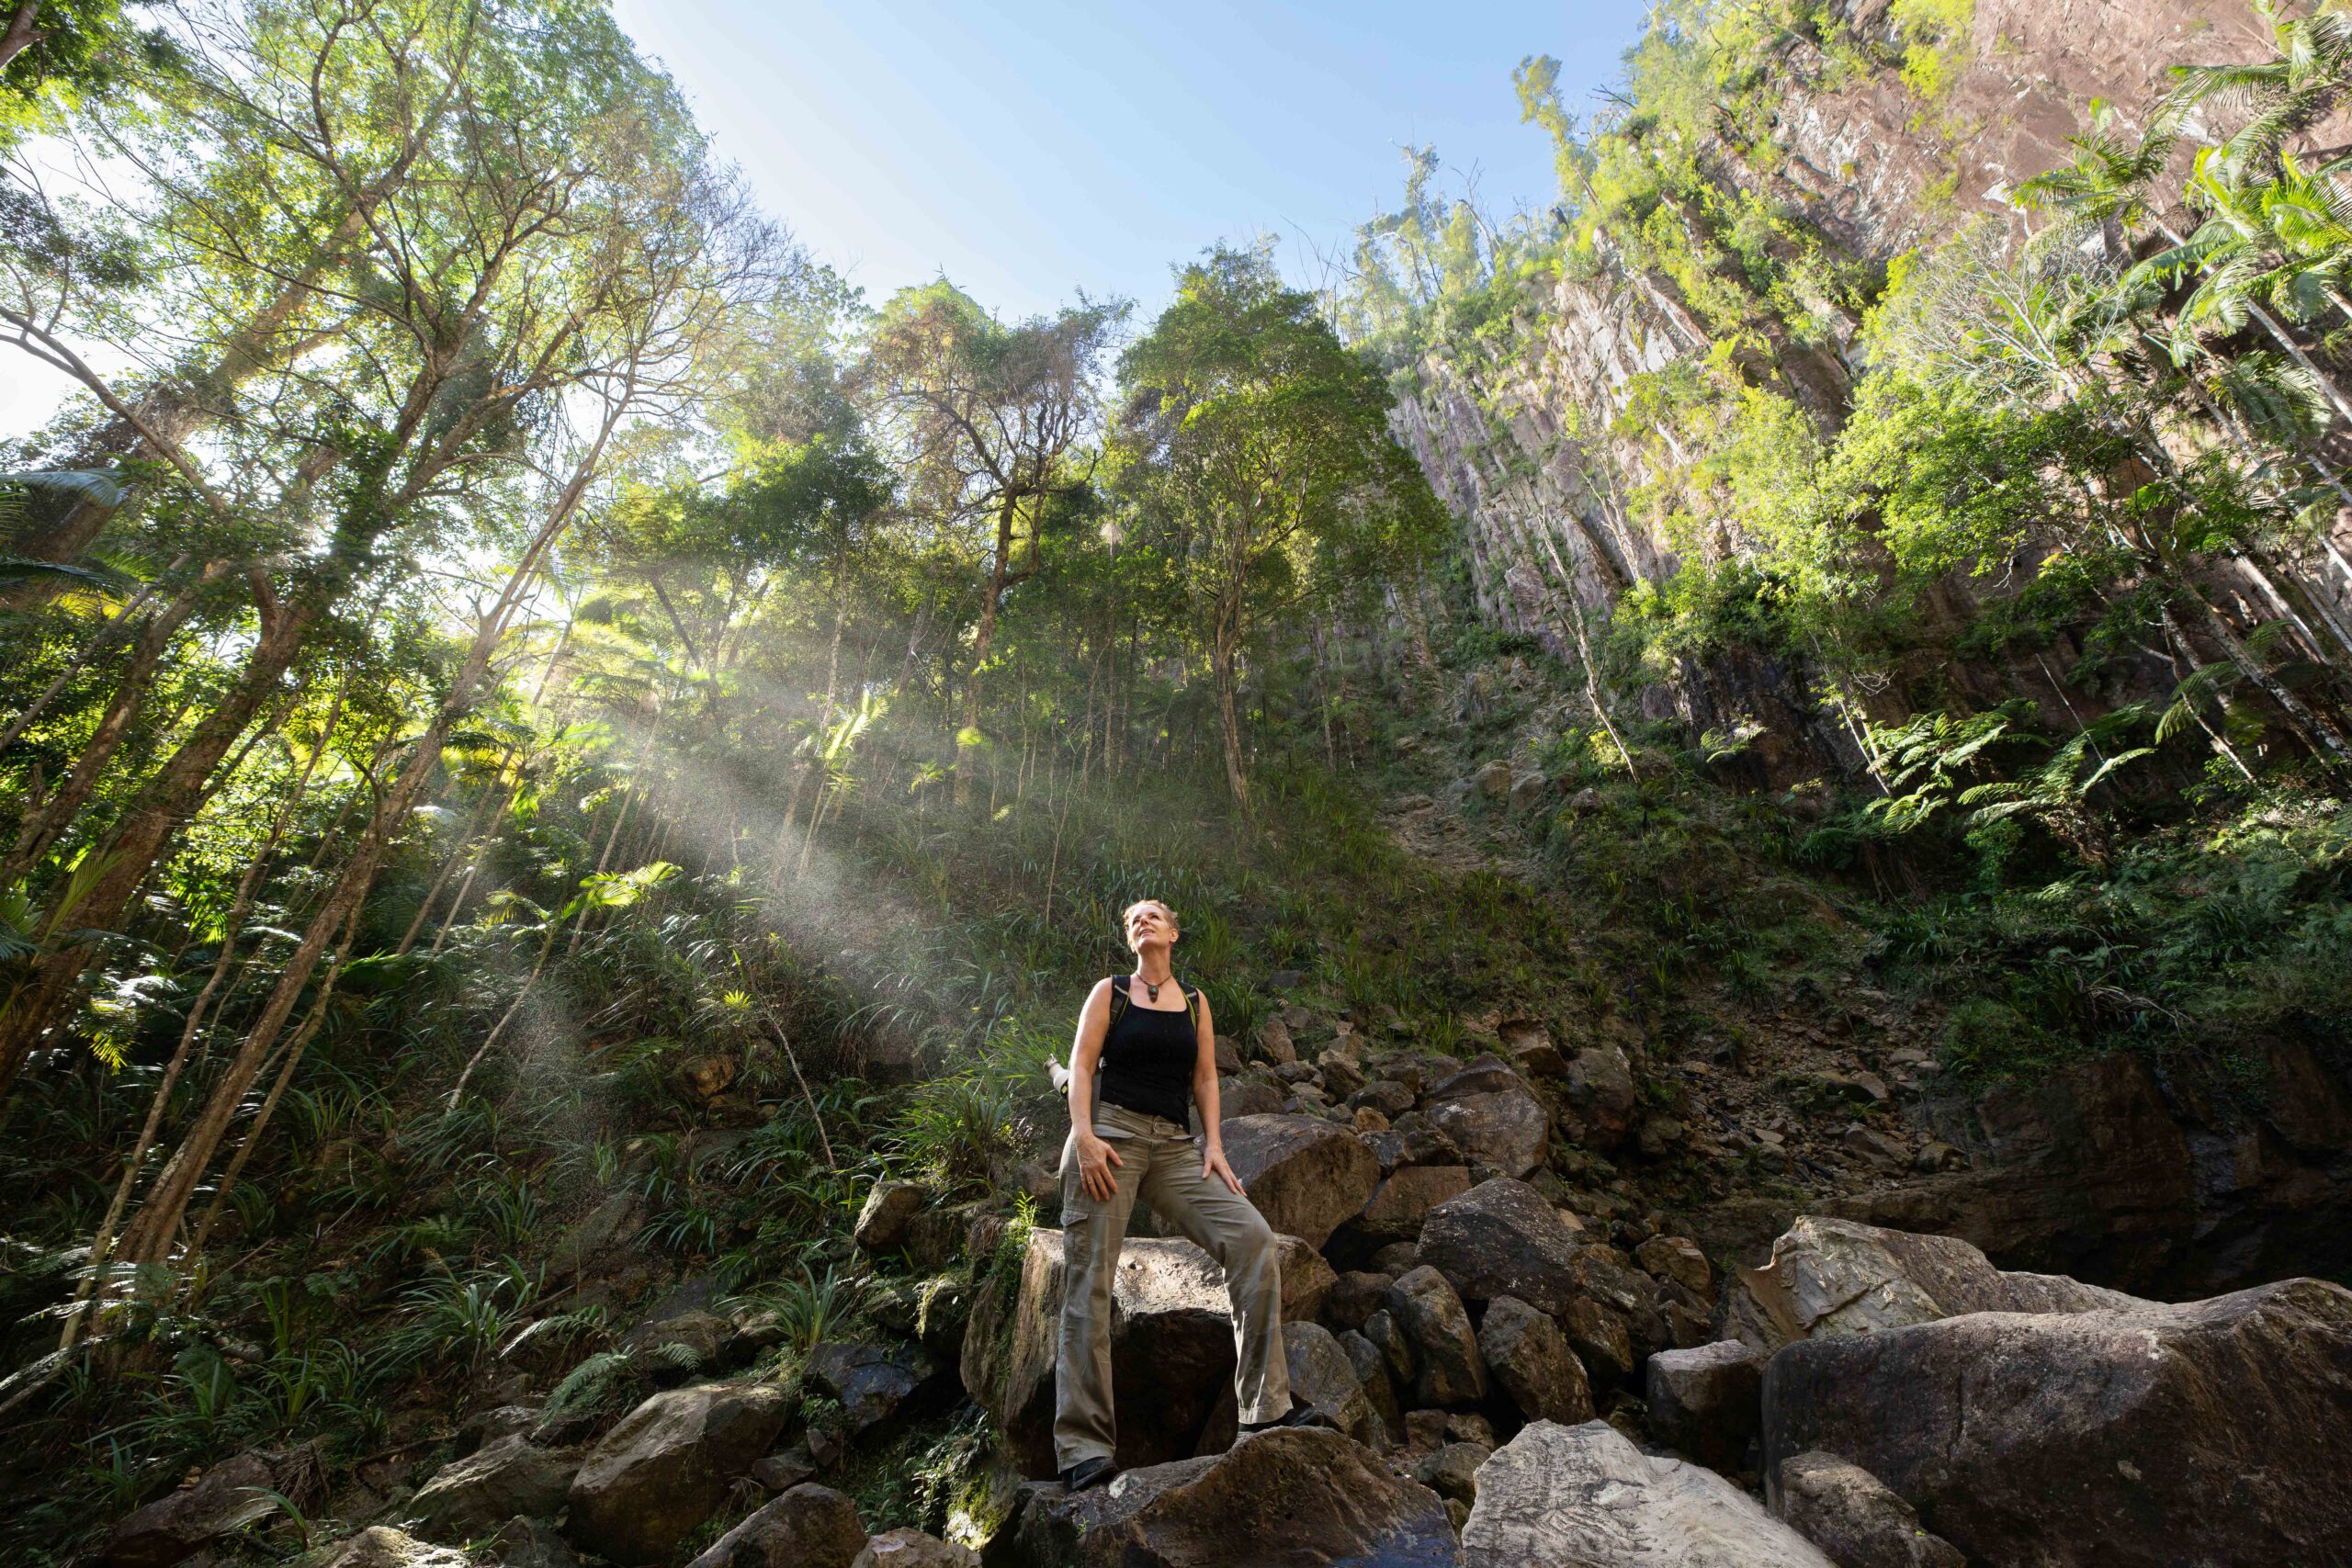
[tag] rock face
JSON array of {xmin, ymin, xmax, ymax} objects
[
  {"xmin": 1761, "ymin": 1278, "xmax": 2352, "ymax": 1567},
  {"xmin": 1728, "ymin": 1215, "xmax": 2140, "ymax": 1353},
  {"xmin": 1384, "ymin": 1266, "xmax": 1487, "ymax": 1405},
  {"xmin": 409, "ymin": 1434, "xmax": 579, "ymax": 1540},
  {"xmin": 1838, "ymin": 1047, "xmax": 2352, "ymax": 1297},
  {"xmin": 564, "ymin": 1379, "xmax": 795, "ymax": 1564},
  {"xmin": 1645, "ymin": 1341, "xmax": 1763, "ymax": 1473},
  {"xmin": 1220, "ymin": 1115, "xmax": 1380, "ymax": 1247},
  {"xmin": 1421, "ymin": 1060, "xmax": 1547, "ymax": 1178},
  {"xmin": 104, "ymin": 1452, "xmax": 283, "ymax": 1568},
  {"xmin": 1773, "ymin": 1452, "xmax": 1964, "ymax": 1568},
  {"xmin": 998, "ymin": 1427, "xmax": 1455, "ymax": 1568},
  {"xmin": 1476, "ymin": 1295, "xmax": 1592, "ymax": 1426},
  {"xmin": 962, "ymin": 1226, "xmax": 1246, "ymax": 1476},
  {"xmin": 1462, "ymin": 1419, "xmax": 1834, "ymax": 1567},
  {"xmin": 684, "ymin": 1483, "xmax": 866, "ymax": 1568}
]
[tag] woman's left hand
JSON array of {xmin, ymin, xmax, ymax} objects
[{"xmin": 1201, "ymin": 1145, "xmax": 1244, "ymax": 1195}]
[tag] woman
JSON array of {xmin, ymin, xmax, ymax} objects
[{"xmin": 1050, "ymin": 897, "xmax": 1330, "ymax": 1494}]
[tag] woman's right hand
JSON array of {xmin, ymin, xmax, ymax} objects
[{"xmin": 1075, "ymin": 1131, "xmax": 1124, "ymax": 1202}]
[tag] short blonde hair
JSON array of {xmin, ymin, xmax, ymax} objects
[{"xmin": 1119, "ymin": 897, "xmax": 1179, "ymax": 938}]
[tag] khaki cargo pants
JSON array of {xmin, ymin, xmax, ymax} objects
[{"xmin": 1054, "ymin": 1100, "xmax": 1291, "ymax": 1470}]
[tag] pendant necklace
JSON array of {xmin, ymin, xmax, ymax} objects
[{"xmin": 1139, "ymin": 973, "xmax": 1170, "ymax": 1002}]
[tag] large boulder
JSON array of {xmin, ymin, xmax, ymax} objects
[
  {"xmin": 1561, "ymin": 1043, "xmax": 1638, "ymax": 1150},
  {"xmin": 684, "ymin": 1483, "xmax": 866, "ymax": 1568},
  {"xmin": 1761, "ymin": 1277, "xmax": 2352, "ymax": 1567},
  {"xmin": 1476, "ymin": 1295, "xmax": 1592, "ymax": 1426},
  {"xmin": 104, "ymin": 1452, "xmax": 282, "ymax": 1568},
  {"xmin": 1645, "ymin": 1341, "xmax": 1762, "ymax": 1473},
  {"xmin": 961, "ymin": 1226, "xmax": 1243, "ymax": 1477},
  {"xmin": 803, "ymin": 1339, "xmax": 947, "ymax": 1439},
  {"xmin": 1353, "ymin": 1165, "xmax": 1472, "ymax": 1247},
  {"xmin": 1422, "ymin": 1060, "xmax": 1547, "ymax": 1178},
  {"xmin": 565, "ymin": 1379, "xmax": 795, "ymax": 1564},
  {"xmin": 1384, "ymin": 1266, "xmax": 1487, "ymax": 1405},
  {"xmin": 996, "ymin": 1427, "xmax": 1454, "ymax": 1568},
  {"xmin": 1220, "ymin": 1115, "xmax": 1379, "ymax": 1247},
  {"xmin": 1462, "ymin": 1419, "xmax": 1833, "ymax": 1567},
  {"xmin": 1773, "ymin": 1452, "xmax": 1964, "ymax": 1568},
  {"xmin": 1283, "ymin": 1320, "xmax": 1384, "ymax": 1448},
  {"xmin": 855, "ymin": 1180, "xmax": 924, "ymax": 1252},
  {"xmin": 1415, "ymin": 1178, "xmax": 1581, "ymax": 1315},
  {"xmin": 1728, "ymin": 1215, "xmax": 2139, "ymax": 1354},
  {"xmin": 409, "ymin": 1434, "xmax": 579, "ymax": 1540}
]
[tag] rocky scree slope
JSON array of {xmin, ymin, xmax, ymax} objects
[{"xmin": 114, "ymin": 988, "xmax": 2352, "ymax": 1567}]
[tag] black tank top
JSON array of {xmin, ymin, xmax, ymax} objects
[{"xmin": 1097, "ymin": 979, "xmax": 1198, "ymax": 1128}]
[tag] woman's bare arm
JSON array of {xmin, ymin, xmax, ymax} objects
[
  {"xmin": 1069, "ymin": 979, "xmax": 1122, "ymax": 1200},
  {"xmin": 1193, "ymin": 992, "xmax": 1244, "ymax": 1193}
]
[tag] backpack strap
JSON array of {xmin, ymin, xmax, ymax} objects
[{"xmin": 1105, "ymin": 975, "xmax": 1199, "ymax": 1032}]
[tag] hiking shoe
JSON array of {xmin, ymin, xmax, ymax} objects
[
  {"xmin": 1238, "ymin": 1403, "xmax": 1342, "ymax": 1438},
  {"xmin": 1059, "ymin": 1455, "xmax": 1117, "ymax": 1492}
]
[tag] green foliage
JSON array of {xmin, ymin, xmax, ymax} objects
[{"xmin": 1890, "ymin": 0, "xmax": 1975, "ymax": 100}]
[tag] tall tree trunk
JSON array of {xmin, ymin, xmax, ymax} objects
[
  {"xmin": 3, "ymin": 573, "xmax": 220, "ymax": 883},
  {"xmin": 0, "ymin": 578, "xmax": 322, "ymax": 1096},
  {"xmin": 1211, "ymin": 615, "xmax": 1250, "ymax": 809},
  {"xmin": 2184, "ymin": 580, "xmax": 2352, "ymax": 762},
  {"xmin": 58, "ymin": 678, "xmax": 345, "ymax": 1348},
  {"xmin": 185, "ymin": 898, "xmax": 363, "ymax": 1255},
  {"xmin": 118, "ymin": 434, "xmax": 602, "ymax": 1263},
  {"xmin": 956, "ymin": 492, "xmax": 1021, "ymax": 806}
]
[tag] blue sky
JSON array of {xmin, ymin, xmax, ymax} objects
[
  {"xmin": 1, "ymin": 2, "xmax": 1645, "ymax": 436},
  {"xmin": 607, "ymin": 0, "xmax": 1648, "ymax": 321}
]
